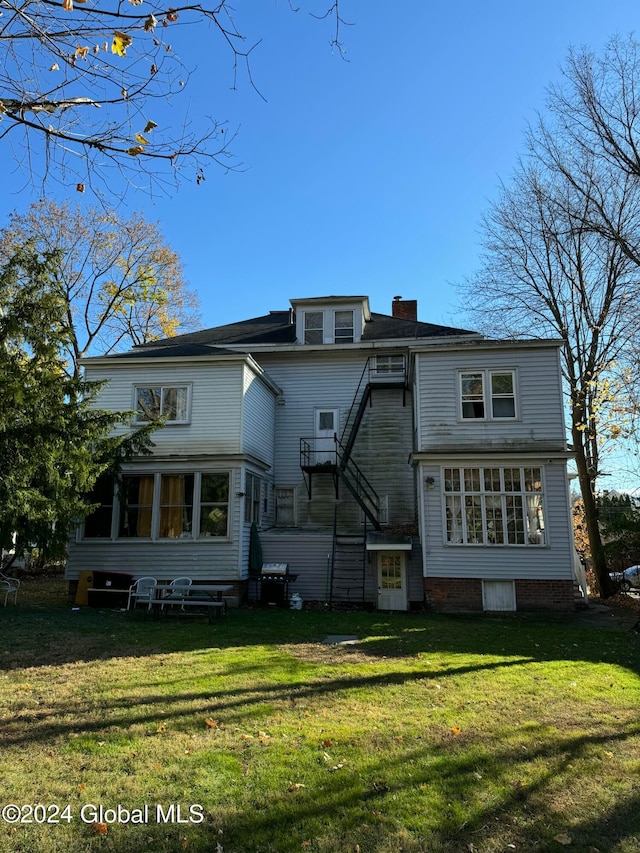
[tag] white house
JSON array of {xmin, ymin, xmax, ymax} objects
[{"xmin": 66, "ymin": 295, "xmax": 576, "ymax": 612}]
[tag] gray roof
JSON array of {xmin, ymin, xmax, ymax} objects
[{"xmin": 128, "ymin": 309, "xmax": 476, "ymax": 355}]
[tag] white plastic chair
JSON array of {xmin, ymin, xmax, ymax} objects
[
  {"xmin": 127, "ymin": 577, "xmax": 157, "ymax": 611},
  {"xmin": 0, "ymin": 572, "xmax": 20, "ymax": 606}
]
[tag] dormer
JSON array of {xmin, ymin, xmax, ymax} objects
[{"xmin": 290, "ymin": 296, "xmax": 371, "ymax": 345}]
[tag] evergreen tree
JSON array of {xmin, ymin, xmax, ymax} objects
[{"xmin": 0, "ymin": 244, "xmax": 152, "ymax": 565}]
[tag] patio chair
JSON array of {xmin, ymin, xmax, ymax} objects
[
  {"xmin": 127, "ymin": 577, "xmax": 157, "ymax": 612},
  {"xmin": 161, "ymin": 577, "xmax": 192, "ymax": 612},
  {"xmin": 0, "ymin": 572, "xmax": 20, "ymax": 606}
]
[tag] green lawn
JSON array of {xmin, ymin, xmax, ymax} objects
[{"xmin": 0, "ymin": 579, "xmax": 638, "ymax": 853}]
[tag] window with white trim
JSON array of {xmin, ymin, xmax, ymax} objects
[
  {"xmin": 373, "ymin": 355, "xmax": 405, "ymax": 376},
  {"xmin": 275, "ymin": 487, "xmax": 296, "ymax": 527},
  {"xmin": 460, "ymin": 370, "xmax": 516, "ymax": 420},
  {"xmin": 443, "ymin": 466, "xmax": 545, "ymax": 546},
  {"xmin": 83, "ymin": 472, "xmax": 230, "ymax": 540},
  {"xmin": 245, "ymin": 473, "xmax": 262, "ymax": 524},
  {"xmin": 334, "ymin": 310, "xmax": 354, "ymax": 343},
  {"xmin": 304, "ymin": 311, "xmax": 323, "ymax": 344},
  {"xmin": 134, "ymin": 385, "xmax": 190, "ymax": 423}
]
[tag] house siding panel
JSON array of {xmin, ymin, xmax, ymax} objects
[
  {"xmin": 241, "ymin": 364, "xmax": 277, "ymax": 467},
  {"xmin": 416, "ymin": 347, "xmax": 566, "ymax": 452}
]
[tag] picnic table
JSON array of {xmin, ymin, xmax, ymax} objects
[{"xmin": 150, "ymin": 583, "xmax": 232, "ymax": 622}]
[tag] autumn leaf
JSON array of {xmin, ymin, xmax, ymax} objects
[
  {"xmin": 62, "ymin": 0, "xmax": 73, "ymax": 10},
  {"xmin": 49, "ymin": 63, "xmax": 60, "ymax": 71},
  {"xmin": 166, "ymin": 9, "xmax": 179, "ymax": 21},
  {"xmin": 76, "ymin": 183, "xmax": 85, "ymax": 193},
  {"xmin": 135, "ymin": 133, "xmax": 150, "ymax": 146},
  {"xmin": 92, "ymin": 822, "xmax": 108, "ymax": 835},
  {"xmin": 126, "ymin": 146, "xmax": 145, "ymax": 156},
  {"xmin": 288, "ymin": 783, "xmax": 306, "ymax": 792},
  {"xmin": 144, "ymin": 120, "xmax": 158, "ymax": 133},
  {"xmin": 451, "ymin": 726, "xmax": 462, "ymax": 736},
  {"xmin": 144, "ymin": 14, "xmax": 158, "ymax": 31},
  {"xmin": 554, "ymin": 833, "xmax": 572, "ymax": 845},
  {"xmin": 112, "ymin": 31, "xmax": 133, "ymax": 57},
  {"xmin": 205, "ymin": 718, "xmax": 218, "ymax": 729}
]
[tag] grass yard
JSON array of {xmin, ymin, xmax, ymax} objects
[{"xmin": 0, "ymin": 579, "xmax": 639, "ymax": 853}]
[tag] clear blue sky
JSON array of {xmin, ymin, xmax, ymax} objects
[{"xmin": 3, "ymin": 0, "xmax": 640, "ymax": 487}]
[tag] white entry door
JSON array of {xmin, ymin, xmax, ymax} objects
[
  {"xmin": 314, "ymin": 408, "xmax": 338, "ymax": 464},
  {"xmin": 377, "ymin": 552, "xmax": 408, "ymax": 611}
]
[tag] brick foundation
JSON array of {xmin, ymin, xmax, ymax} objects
[{"xmin": 424, "ymin": 577, "xmax": 574, "ymax": 613}]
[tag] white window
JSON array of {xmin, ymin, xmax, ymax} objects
[
  {"xmin": 134, "ymin": 385, "xmax": 190, "ymax": 423},
  {"xmin": 275, "ymin": 487, "xmax": 296, "ymax": 527},
  {"xmin": 83, "ymin": 472, "xmax": 230, "ymax": 540},
  {"xmin": 245, "ymin": 473, "xmax": 262, "ymax": 524},
  {"xmin": 459, "ymin": 370, "xmax": 516, "ymax": 420},
  {"xmin": 304, "ymin": 311, "xmax": 323, "ymax": 345},
  {"xmin": 373, "ymin": 355, "xmax": 405, "ymax": 376},
  {"xmin": 443, "ymin": 466, "xmax": 545, "ymax": 546},
  {"xmin": 334, "ymin": 310, "xmax": 354, "ymax": 343}
]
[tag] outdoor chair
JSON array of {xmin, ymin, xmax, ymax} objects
[
  {"xmin": 0, "ymin": 572, "xmax": 20, "ymax": 606},
  {"xmin": 161, "ymin": 577, "xmax": 193, "ymax": 612},
  {"xmin": 127, "ymin": 577, "xmax": 157, "ymax": 612}
]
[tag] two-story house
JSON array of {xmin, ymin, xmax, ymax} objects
[{"xmin": 66, "ymin": 295, "xmax": 577, "ymax": 612}]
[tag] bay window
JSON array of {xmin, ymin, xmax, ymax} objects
[{"xmin": 443, "ymin": 466, "xmax": 545, "ymax": 546}]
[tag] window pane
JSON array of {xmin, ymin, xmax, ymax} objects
[
  {"xmin": 483, "ymin": 468, "xmax": 501, "ymax": 491},
  {"xmin": 465, "ymin": 495, "xmax": 483, "ymax": 543},
  {"xmin": 304, "ymin": 312, "xmax": 323, "ymax": 344},
  {"xmin": 526, "ymin": 495, "xmax": 545, "ymax": 544},
  {"xmin": 505, "ymin": 496, "xmax": 525, "ymax": 544},
  {"xmin": 445, "ymin": 495, "xmax": 463, "ymax": 543},
  {"xmin": 524, "ymin": 468, "xmax": 542, "ymax": 492},
  {"xmin": 485, "ymin": 496, "xmax": 504, "ymax": 543},
  {"xmin": 159, "ymin": 474, "xmax": 194, "ymax": 538},
  {"xmin": 136, "ymin": 387, "xmax": 162, "ymax": 421},
  {"xmin": 275, "ymin": 488, "xmax": 295, "ymax": 527},
  {"xmin": 461, "ymin": 373, "xmax": 485, "ymax": 419},
  {"xmin": 444, "ymin": 468, "xmax": 460, "ymax": 492},
  {"xmin": 491, "ymin": 373, "xmax": 513, "ymax": 395},
  {"xmin": 200, "ymin": 474, "xmax": 229, "ymax": 538},
  {"xmin": 318, "ymin": 411, "xmax": 335, "ymax": 431},
  {"xmin": 464, "ymin": 468, "xmax": 481, "ymax": 492},
  {"xmin": 84, "ymin": 475, "xmax": 114, "ymax": 538},
  {"xmin": 504, "ymin": 468, "xmax": 521, "ymax": 492},
  {"xmin": 163, "ymin": 387, "xmax": 188, "ymax": 421},
  {"xmin": 118, "ymin": 475, "xmax": 154, "ymax": 538},
  {"xmin": 492, "ymin": 397, "xmax": 516, "ymax": 418}
]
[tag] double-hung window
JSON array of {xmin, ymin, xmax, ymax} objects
[
  {"xmin": 443, "ymin": 466, "xmax": 545, "ymax": 546},
  {"xmin": 134, "ymin": 385, "xmax": 189, "ymax": 423},
  {"xmin": 460, "ymin": 370, "xmax": 516, "ymax": 420},
  {"xmin": 304, "ymin": 312, "xmax": 323, "ymax": 345},
  {"xmin": 334, "ymin": 310, "xmax": 354, "ymax": 343},
  {"xmin": 245, "ymin": 473, "xmax": 262, "ymax": 524}
]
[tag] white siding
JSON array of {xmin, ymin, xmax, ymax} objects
[
  {"xmin": 416, "ymin": 346, "xmax": 566, "ymax": 452},
  {"xmin": 86, "ymin": 361, "xmax": 245, "ymax": 456},
  {"xmin": 241, "ymin": 363, "xmax": 276, "ymax": 468}
]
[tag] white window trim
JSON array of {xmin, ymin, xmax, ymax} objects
[
  {"xmin": 133, "ymin": 384, "xmax": 192, "ymax": 425},
  {"xmin": 458, "ymin": 369, "xmax": 518, "ymax": 421},
  {"xmin": 441, "ymin": 466, "xmax": 547, "ymax": 547},
  {"xmin": 244, "ymin": 472, "xmax": 262, "ymax": 525}
]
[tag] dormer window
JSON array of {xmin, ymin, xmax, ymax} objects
[
  {"xmin": 334, "ymin": 310, "xmax": 354, "ymax": 343},
  {"xmin": 304, "ymin": 311, "xmax": 323, "ymax": 345}
]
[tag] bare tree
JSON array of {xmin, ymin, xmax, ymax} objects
[
  {"xmin": 462, "ymin": 154, "xmax": 640, "ymax": 597},
  {"xmin": 0, "ymin": 199, "xmax": 200, "ymax": 377},
  {"xmin": 0, "ymin": 1, "xmax": 348, "ymax": 198}
]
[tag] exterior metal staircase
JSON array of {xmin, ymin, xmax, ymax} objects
[{"xmin": 329, "ymin": 510, "xmax": 368, "ymax": 606}]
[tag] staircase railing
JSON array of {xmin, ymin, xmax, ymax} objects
[
  {"xmin": 335, "ymin": 436, "xmax": 380, "ymax": 529},
  {"xmin": 340, "ymin": 359, "xmax": 371, "ymax": 462}
]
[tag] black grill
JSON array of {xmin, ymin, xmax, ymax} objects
[{"xmin": 259, "ymin": 563, "xmax": 298, "ymax": 607}]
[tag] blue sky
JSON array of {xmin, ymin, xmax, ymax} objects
[{"xmin": 3, "ymin": 0, "xmax": 640, "ymax": 487}]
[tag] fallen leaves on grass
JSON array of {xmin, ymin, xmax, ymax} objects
[
  {"xmin": 92, "ymin": 822, "xmax": 108, "ymax": 835},
  {"xmin": 205, "ymin": 718, "xmax": 219, "ymax": 728},
  {"xmin": 554, "ymin": 833, "xmax": 572, "ymax": 845}
]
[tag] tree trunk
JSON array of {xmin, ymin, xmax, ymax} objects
[{"xmin": 572, "ymin": 425, "xmax": 616, "ymax": 597}]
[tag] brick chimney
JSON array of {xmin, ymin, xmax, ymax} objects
[{"xmin": 392, "ymin": 295, "xmax": 417, "ymax": 321}]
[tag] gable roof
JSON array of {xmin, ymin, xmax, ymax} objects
[{"xmin": 129, "ymin": 308, "xmax": 477, "ymax": 354}]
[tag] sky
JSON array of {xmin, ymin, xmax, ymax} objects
[{"xmin": 3, "ymin": 0, "xmax": 640, "ymax": 488}]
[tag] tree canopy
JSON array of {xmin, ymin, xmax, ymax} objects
[
  {"xmin": 0, "ymin": 244, "xmax": 154, "ymax": 564},
  {"xmin": 460, "ymin": 36, "xmax": 640, "ymax": 596},
  {"xmin": 0, "ymin": 1, "xmax": 348, "ymax": 198},
  {"xmin": 0, "ymin": 200, "xmax": 200, "ymax": 377}
]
